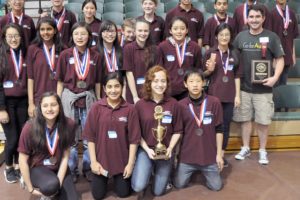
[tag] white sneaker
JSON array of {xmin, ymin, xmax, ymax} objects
[
  {"xmin": 258, "ymin": 149, "xmax": 269, "ymax": 165},
  {"xmin": 235, "ymin": 147, "xmax": 251, "ymax": 160}
]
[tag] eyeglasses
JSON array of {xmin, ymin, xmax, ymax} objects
[
  {"xmin": 103, "ymin": 30, "xmax": 117, "ymax": 34},
  {"xmin": 6, "ymin": 34, "xmax": 21, "ymax": 40}
]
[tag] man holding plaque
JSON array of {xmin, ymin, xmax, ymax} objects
[
  {"xmin": 232, "ymin": 5, "xmax": 284, "ymax": 165},
  {"xmin": 271, "ymin": 0, "xmax": 299, "ymax": 86}
]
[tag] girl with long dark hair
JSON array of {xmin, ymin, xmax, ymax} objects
[
  {"xmin": 18, "ymin": 92, "xmax": 79, "ymax": 199},
  {"xmin": 27, "ymin": 17, "xmax": 65, "ymax": 118},
  {"xmin": 0, "ymin": 23, "xmax": 27, "ymax": 184}
]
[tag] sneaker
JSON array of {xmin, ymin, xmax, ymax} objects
[
  {"xmin": 40, "ymin": 196, "xmax": 52, "ymax": 200},
  {"xmin": 258, "ymin": 149, "xmax": 269, "ymax": 165},
  {"xmin": 14, "ymin": 169, "xmax": 21, "ymax": 180},
  {"xmin": 235, "ymin": 147, "xmax": 251, "ymax": 160},
  {"xmin": 4, "ymin": 168, "xmax": 18, "ymax": 184},
  {"xmin": 166, "ymin": 182, "xmax": 173, "ymax": 191}
]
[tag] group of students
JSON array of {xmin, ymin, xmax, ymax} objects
[{"xmin": 0, "ymin": 0, "xmax": 298, "ymax": 199}]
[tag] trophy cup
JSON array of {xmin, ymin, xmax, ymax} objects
[{"xmin": 152, "ymin": 106, "xmax": 168, "ymax": 160}]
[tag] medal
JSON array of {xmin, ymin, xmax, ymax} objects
[
  {"xmin": 214, "ymin": 14, "xmax": 229, "ymax": 25},
  {"xmin": 104, "ymin": 47, "xmax": 118, "ymax": 72},
  {"xmin": 10, "ymin": 48, "xmax": 23, "ymax": 82},
  {"xmin": 77, "ymin": 80, "xmax": 87, "ymax": 89},
  {"xmin": 222, "ymin": 76, "xmax": 229, "ymax": 83},
  {"xmin": 188, "ymin": 98, "xmax": 207, "ymax": 135},
  {"xmin": 46, "ymin": 127, "xmax": 59, "ymax": 165},
  {"xmin": 51, "ymin": 8, "xmax": 66, "ymax": 32},
  {"xmin": 49, "ymin": 73, "xmax": 55, "ymax": 80},
  {"xmin": 49, "ymin": 156, "xmax": 57, "ymax": 165},
  {"xmin": 178, "ymin": 68, "xmax": 184, "ymax": 76},
  {"xmin": 120, "ymin": 34, "xmax": 125, "ymax": 47},
  {"xmin": 73, "ymin": 47, "xmax": 91, "ymax": 88},
  {"xmin": 195, "ymin": 128, "xmax": 203, "ymax": 136},
  {"xmin": 10, "ymin": 12, "xmax": 23, "ymax": 25},
  {"xmin": 14, "ymin": 79, "xmax": 21, "ymax": 86},
  {"xmin": 276, "ymin": 4, "xmax": 290, "ymax": 37},
  {"xmin": 43, "ymin": 43, "xmax": 56, "ymax": 78}
]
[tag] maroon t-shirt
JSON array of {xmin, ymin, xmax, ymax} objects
[
  {"xmin": 179, "ymin": 94, "xmax": 223, "ymax": 166},
  {"xmin": 55, "ymin": 47, "xmax": 102, "ymax": 107},
  {"xmin": 204, "ymin": 47, "xmax": 242, "ymax": 103},
  {"xmin": 165, "ymin": 5, "xmax": 204, "ymax": 43},
  {"xmin": 18, "ymin": 118, "xmax": 76, "ymax": 171},
  {"xmin": 1, "ymin": 51, "xmax": 27, "ymax": 97},
  {"xmin": 26, "ymin": 44, "xmax": 63, "ymax": 104},
  {"xmin": 88, "ymin": 18, "xmax": 101, "ymax": 46},
  {"xmin": 203, "ymin": 15, "xmax": 236, "ymax": 48},
  {"xmin": 271, "ymin": 7, "xmax": 299, "ymax": 66},
  {"xmin": 52, "ymin": 8, "xmax": 77, "ymax": 46},
  {"xmin": 233, "ymin": 3, "xmax": 271, "ymax": 34},
  {"xmin": 135, "ymin": 97, "xmax": 183, "ymax": 148},
  {"xmin": 123, "ymin": 41, "xmax": 159, "ymax": 103},
  {"xmin": 158, "ymin": 38, "xmax": 202, "ymax": 96},
  {"xmin": 0, "ymin": 13, "xmax": 36, "ymax": 48},
  {"xmin": 137, "ymin": 14, "xmax": 165, "ymax": 45},
  {"xmin": 83, "ymin": 98, "xmax": 141, "ymax": 176}
]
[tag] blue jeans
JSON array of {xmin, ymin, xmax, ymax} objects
[
  {"xmin": 68, "ymin": 108, "xmax": 90, "ymax": 174},
  {"xmin": 131, "ymin": 148, "xmax": 173, "ymax": 196},
  {"xmin": 174, "ymin": 163, "xmax": 223, "ymax": 191}
]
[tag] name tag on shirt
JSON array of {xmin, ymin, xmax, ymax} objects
[
  {"xmin": 166, "ymin": 55, "xmax": 175, "ymax": 62},
  {"xmin": 136, "ymin": 77, "xmax": 145, "ymax": 85},
  {"xmin": 228, "ymin": 64, "xmax": 234, "ymax": 71},
  {"xmin": 43, "ymin": 159, "xmax": 54, "ymax": 166},
  {"xmin": 64, "ymin": 20, "xmax": 70, "ymax": 24},
  {"xmin": 203, "ymin": 116, "xmax": 212, "ymax": 125},
  {"xmin": 259, "ymin": 37, "xmax": 269, "ymax": 43},
  {"xmin": 23, "ymin": 25, "xmax": 31, "ymax": 29},
  {"xmin": 3, "ymin": 81, "xmax": 14, "ymax": 88},
  {"xmin": 92, "ymin": 40, "xmax": 96, "ymax": 46},
  {"xmin": 162, "ymin": 115, "xmax": 172, "ymax": 124},
  {"xmin": 108, "ymin": 131, "xmax": 117, "ymax": 139},
  {"xmin": 69, "ymin": 57, "xmax": 74, "ymax": 64}
]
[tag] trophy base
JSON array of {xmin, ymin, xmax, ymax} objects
[{"xmin": 152, "ymin": 154, "xmax": 169, "ymax": 160}]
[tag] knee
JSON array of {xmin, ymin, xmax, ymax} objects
[
  {"xmin": 173, "ymin": 178, "xmax": 186, "ymax": 189},
  {"xmin": 207, "ymin": 179, "xmax": 223, "ymax": 191},
  {"xmin": 152, "ymin": 187, "xmax": 165, "ymax": 196},
  {"xmin": 92, "ymin": 188, "xmax": 106, "ymax": 200},
  {"xmin": 40, "ymin": 177, "xmax": 60, "ymax": 196},
  {"xmin": 131, "ymin": 180, "xmax": 147, "ymax": 193},
  {"xmin": 115, "ymin": 187, "xmax": 131, "ymax": 198}
]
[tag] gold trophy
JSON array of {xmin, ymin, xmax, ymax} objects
[{"xmin": 152, "ymin": 105, "xmax": 168, "ymax": 160}]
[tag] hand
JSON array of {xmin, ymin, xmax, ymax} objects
[
  {"xmin": 206, "ymin": 59, "xmax": 216, "ymax": 72},
  {"xmin": 216, "ymin": 155, "xmax": 224, "ymax": 172},
  {"xmin": 0, "ymin": 110, "xmax": 9, "ymax": 124},
  {"xmin": 133, "ymin": 96, "xmax": 140, "ymax": 104},
  {"xmin": 31, "ymin": 188, "xmax": 43, "ymax": 196},
  {"xmin": 146, "ymin": 148, "xmax": 156, "ymax": 160},
  {"xmin": 292, "ymin": 53, "xmax": 296, "ymax": 67},
  {"xmin": 262, "ymin": 76, "xmax": 277, "ymax": 87},
  {"xmin": 123, "ymin": 163, "xmax": 134, "ymax": 179},
  {"xmin": 40, "ymin": 12, "xmax": 48, "ymax": 18},
  {"xmin": 28, "ymin": 103, "xmax": 36, "ymax": 118},
  {"xmin": 234, "ymin": 96, "xmax": 241, "ymax": 108},
  {"xmin": 165, "ymin": 147, "xmax": 172, "ymax": 159},
  {"xmin": 90, "ymin": 161, "xmax": 101, "ymax": 175}
]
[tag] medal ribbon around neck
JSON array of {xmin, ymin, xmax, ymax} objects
[
  {"xmin": 104, "ymin": 47, "xmax": 118, "ymax": 72},
  {"xmin": 51, "ymin": 8, "xmax": 66, "ymax": 32},
  {"xmin": 10, "ymin": 48, "xmax": 23, "ymax": 79},
  {"xmin": 276, "ymin": 4, "xmax": 290, "ymax": 30},
  {"xmin": 120, "ymin": 35, "xmax": 125, "ymax": 47},
  {"xmin": 73, "ymin": 47, "xmax": 91, "ymax": 80},
  {"xmin": 43, "ymin": 43, "xmax": 56, "ymax": 72},
  {"xmin": 219, "ymin": 49, "xmax": 230, "ymax": 75},
  {"xmin": 188, "ymin": 98, "xmax": 207, "ymax": 128},
  {"xmin": 214, "ymin": 14, "xmax": 229, "ymax": 25},
  {"xmin": 175, "ymin": 38, "xmax": 187, "ymax": 67},
  {"xmin": 46, "ymin": 127, "xmax": 59, "ymax": 157},
  {"xmin": 10, "ymin": 12, "xmax": 23, "ymax": 25}
]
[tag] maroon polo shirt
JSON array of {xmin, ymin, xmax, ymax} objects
[
  {"xmin": 123, "ymin": 41, "xmax": 159, "ymax": 103},
  {"xmin": 137, "ymin": 14, "xmax": 165, "ymax": 45},
  {"xmin": 1, "ymin": 51, "xmax": 27, "ymax": 97},
  {"xmin": 83, "ymin": 98, "xmax": 141, "ymax": 176},
  {"xmin": 135, "ymin": 97, "xmax": 183, "ymax": 148},
  {"xmin": 52, "ymin": 8, "xmax": 77, "ymax": 46},
  {"xmin": 55, "ymin": 47, "xmax": 102, "ymax": 107},
  {"xmin": 158, "ymin": 39, "xmax": 202, "ymax": 96},
  {"xmin": 27, "ymin": 44, "xmax": 63, "ymax": 104},
  {"xmin": 88, "ymin": 18, "xmax": 101, "ymax": 46},
  {"xmin": 164, "ymin": 4, "xmax": 204, "ymax": 43},
  {"xmin": 203, "ymin": 15, "xmax": 236, "ymax": 48},
  {"xmin": 18, "ymin": 118, "xmax": 76, "ymax": 171},
  {"xmin": 233, "ymin": 3, "xmax": 271, "ymax": 34},
  {"xmin": 271, "ymin": 7, "xmax": 299, "ymax": 66},
  {"xmin": 0, "ymin": 13, "xmax": 36, "ymax": 48},
  {"xmin": 204, "ymin": 47, "xmax": 242, "ymax": 103},
  {"xmin": 179, "ymin": 94, "xmax": 223, "ymax": 166}
]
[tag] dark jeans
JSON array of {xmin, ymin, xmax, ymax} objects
[
  {"xmin": 1, "ymin": 96, "xmax": 28, "ymax": 166},
  {"xmin": 30, "ymin": 166, "xmax": 79, "ymax": 200},
  {"xmin": 91, "ymin": 173, "xmax": 131, "ymax": 200},
  {"xmin": 221, "ymin": 102, "xmax": 234, "ymax": 150}
]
